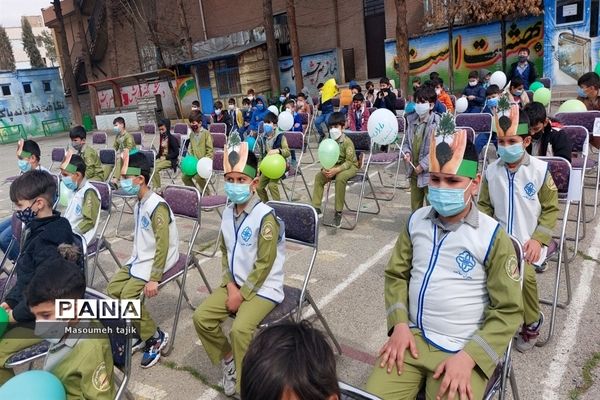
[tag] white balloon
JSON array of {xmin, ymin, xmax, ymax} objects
[
  {"xmin": 489, "ymin": 71, "xmax": 507, "ymax": 89},
  {"xmin": 455, "ymin": 97, "xmax": 468, "ymax": 114},
  {"xmin": 196, "ymin": 157, "xmax": 213, "ymax": 179},
  {"xmin": 367, "ymin": 108, "xmax": 399, "ymax": 145},
  {"xmin": 267, "ymin": 105, "xmax": 279, "ymax": 116},
  {"xmin": 278, "ymin": 111, "xmax": 294, "ymax": 131}
]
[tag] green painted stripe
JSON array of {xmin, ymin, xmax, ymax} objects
[
  {"xmin": 64, "ymin": 164, "xmax": 77, "ymax": 174},
  {"xmin": 516, "ymin": 123, "xmax": 530, "ymax": 135},
  {"xmin": 20, "ymin": 151, "xmax": 32, "ymax": 158},
  {"xmin": 456, "ymin": 159, "xmax": 478, "ymax": 178},
  {"xmin": 125, "ymin": 167, "xmax": 142, "ymax": 176},
  {"xmin": 243, "ymin": 165, "xmax": 257, "ymax": 178}
]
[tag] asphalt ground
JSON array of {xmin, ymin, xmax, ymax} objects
[{"xmin": 1, "ymin": 130, "xmax": 600, "ymax": 400}]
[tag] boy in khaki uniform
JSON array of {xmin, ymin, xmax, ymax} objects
[
  {"xmin": 27, "ymin": 256, "xmax": 115, "ymax": 400},
  {"xmin": 110, "ymin": 116, "xmax": 136, "ymax": 188},
  {"xmin": 193, "ymin": 134, "xmax": 286, "ymax": 397},
  {"xmin": 183, "ymin": 111, "xmax": 214, "ymax": 194},
  {"xmin": 365, "ymin": 122, "xmax": 522, "ymax": 400},
  {"xmin": 69, "ymin": 126, "xmax": 104, "ymax": 181},
  {"xmin": 312, "ymin": 111, "xmax": 358, "ymax": 227}
]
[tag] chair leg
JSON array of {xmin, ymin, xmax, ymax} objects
[
  {"xmin": 194, "ymin": 258, "xmax": 213, "ymax": 294},
  {"xmin": 509, "ymin": 367, "xmax": 520, "ymax": 400},
  {"xmin": 538, "ymin": 249, "xmax": 569, "ymax": 347},
  {"xmin": 115, "ymin": 199, "xmax": 135, "ymax": 239},
  {"xmin": 366, "ymin": 162, "xmax": 401, "ymax": 202},
  {"xmin": 175, "ymin": 276, "xmax": 195, "ymax": 310},
  {"xmin": 305, "ymin": 292, "xmax": 342, "ymax": 355},
  {"xmin": 196, "ymin": 227, "xmax": 222, "ymax": 259}
]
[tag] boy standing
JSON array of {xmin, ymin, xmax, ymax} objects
[
  {"xmin": 69, "ymin": 126, "xmax": 104, "ymax": 181},
  {"xmin": 254, "ymin": 113, "xmax": 291, "ymax": 202},
  {"xmin": 106, "ymin": 152, "xmax": 179, "ymax": 368},
  {"xmin": 151, "ymin": 119, "xmax": 180, "ymax": 191},
  {"xmin": 403, "ymin": 86, "xmax": 441, "ymax": 211},
  {"xmin": 193, "ymin": 137, "xmax": 285, "ymax": 397},
  {"xmin": 478, "ymin": 106, "xmax": 558, "ymax": 351},
  {"xmin": 507, "ymin": 47, "xmax": 537, "ymax": 90},
  {"xmin": 312, "ymin": 112, "xmax": 359, "ymax": 227},
  {"xmin": 462, "ymin": 71, "xmax": 486, "ymax": 113},
  {"xmin": 183, "ymin": 111, "xmax": 214, "ymax": 194},
  {"xmin": 111, "ymin": 116, "xmax": 136, "ymax": 188},
  {"xmin": 365, "ymin": 128, "xmax": 522, "ymax": 400}
]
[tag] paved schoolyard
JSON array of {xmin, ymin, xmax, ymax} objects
[{"xmin": 1, "ymin": 131, "xmax": 600, "ymax": 400}]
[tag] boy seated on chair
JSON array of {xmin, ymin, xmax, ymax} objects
[
  {"xmin": 151, "ymin": 119, "xmax": 180, "ymax": 193},
  {"xmin": 27, "ymin": 255, "xmax": 115, "ymax": 399},
  {"xmin": 193, "ymin": 136, "xmax": 285, "ymax": 397},
  {"xmin": 110, "ymin": 116, "xmax": 136, "ymax": 189},
  {"xmin": 183, "ymin": 111, "xmax": 214, "ymax": 195},
  {"xmin": 524, "ymin": 102, "xmax": 573, "ymax": 162},
  {"xmin": 365, "ymin": 125, "xmax": 523, "ymax": 400},
  {"xmin": 0, "ymin": 170, "xmax": 74, "ymax": 384},
  {"xmin": 106, "ymin": 152, "xmax": 179, "ymax": 368},
  {"xmin": 60, "ymin": 152, "xmax": 102, "ymax": 245},
  {"xmin": 478, "ymin": 105, "xmax": 559, "ymax": 352},
  {"xmin": 241, "ymin": 321, "xmax": 340, "ymax": 400},
  {"xmin": 69, "ymin": 125, "xmax": 104, "ymax": 181},
  {"xmin": 311, "ymin": 112, "xmax": 359, "ymax": 228},
  {"xmin": 254, "ymin": 112, "xmax": 291, "ymax": 203}
]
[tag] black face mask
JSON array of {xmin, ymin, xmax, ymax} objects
[{"xmin": 367, "ymin": 88, "xmax": 374, "ymax": 93}]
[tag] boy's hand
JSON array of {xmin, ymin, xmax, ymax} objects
[
  {"xmin": 226, "ymin": 283, "xmax": 243, "ymax": 313},
  {"xmin": 0, "ymin": 302, "xmax": 11, "ymax": 312},
  {"xmin": 414, "ymin": 165, "xmax": 423, "ymax": 175},
  {"xmin": 467, "ymin": 95, "xmax": 475, "ymax": 101},
  {"xmin": 403, "ymin": 153, "xmax": 411, "ymax": 163},
  {"xmin": 8, "ymin": 309, "xmax": 15, "ymax": 323},
  {"xmin": 524, "ymin": 239, "xmax": 542, "ymax": 264},
  {"xmin": 433, "ymin": 350, "xmax": 476, "ymax": 400},
  {"xmin": 143, "ymin": 281, "xmax": 159, "ymax": 298},
  {"xmin": 268, "ymin": 149, "xmax": 280, "ymax": 155},
  {"xmin": 378, "ymin": 323, "xmax": 418, "ymax": 375}
]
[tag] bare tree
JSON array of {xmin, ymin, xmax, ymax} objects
[
  {"xmin": 287, "ymin": 0, "xmax": 303, "ymax": 91},
  {"xmin": 264, "ymin": 0, "xmax": 280, "ymax": 95},
  {"xmin": 394, "ymin": 0, "xmax": 409, "ymax": 98},
  {"xmin": 0, "ymin": 26, "xmax": 16, "ymax": 71},
  {"xmin": 75, "ymin": 3, "xmax": 99, "ymax": 117}
]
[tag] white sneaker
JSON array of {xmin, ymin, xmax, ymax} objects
[{"xmin": 221, "ymin": 358, "xmax": 236, "ymax": 397}]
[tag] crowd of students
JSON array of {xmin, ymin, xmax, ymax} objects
[{"xmin": 0, "ymin": 63, "xmax": 598, "ymax": 400}]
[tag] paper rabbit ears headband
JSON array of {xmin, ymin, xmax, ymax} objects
[
  {"xmin": 224, "ymin": 132, "xmax": 256, "ymax": 178},
  {"xmin": 494, "ymin": 104, "xmax": 529, "ymax": 137},
  {"xmin": 429, "ymin": 113, "xmax": 478, "ymax": 179}
]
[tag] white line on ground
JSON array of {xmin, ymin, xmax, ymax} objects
[
  {"xmin": 130, "ymin": 381, "xmax": 168, "ymax": 399},
  {"xmin": 541, "ymin": 223, "xmax": 600, "ymax": 399},
  {"xmin": 195, "ymin": 388, "xmax": 221, "ymax": 400}
]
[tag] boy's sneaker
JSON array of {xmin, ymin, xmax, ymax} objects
[
  {"xmin": 534, "ymin": 262, "xmax": 548, "ymax": 273},
  {"xmin": 515, "ymin": 312, "xmax": 544, "ymax": 353},
  {"xmin": 221, "ymin": 358, "xmax": 236, "ymax": 397},
  {"xmin": 315, "ymin": 208, "xmax": 323, "ymax": 218},
  {"xmin": 140, "ymin": 328, "xmax": 169, "ymax": 368},
  {"xmin": 333, "ymin": 211, "xmax": 343, "ymax": 228},
  {"xmin": 131, "ymin": 337, "xmax": 145, "ymax": 354}
]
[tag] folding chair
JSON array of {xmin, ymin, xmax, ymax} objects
[
  {"xmin": 210, "ymin": 132, "xmax": 227, "ymax": 152},
  {"xmin": 322, "ymin": 132, "xmax": 380, "ymax": 230},
  {"xmin": 71, "ymin": 231, "xmax": 88, "ymax": 280},
  {"xmin": 0, "ymin": 213, "xmax": 22, "ymax": 301},
  {"xmin": 142, "ymin": 122, "xmax": 157, "ymax": 149},
  {"xmin": 160, "ymin": 133, "xmax": 182, "ymax": 185},
  {"xmin": 87, "ymin": 181, "xmax": 122, "ymax": 284},
  {"xmin": 50, "ymin": 173, "xmax": 61, "ymax": 210},
  {"xmin": 91, "ymin": 131, "xmax": 108, "ymax": 149},
  {"xmin": 455, "ymin": 113, "xmax": 494, "ymax": 171},
  {"xmin": 280, "ymin": 131, "xmax": 312, "ymax": 201},
  {"xmin": 536, "ymin": 157, "xmax": 573, "ymax": 346},
  {"xmin": 339, "ymin": 381, "xmax": 381, "ymax": 400},
  {"xmin": 196, "ymin": 159, "xmax": 229, "ymax": 258},
  {"xmin": 298, "ymin": 112, "xmax": 315, "ymax": 163},
  {"xmin": 161, "ymin": 185, "xmax": 214, "ymax": 354},
  {"xmin": 99, "ymin": 148, "xmax": 117, "ymax": 183},
  {"xmin": 261, "ymin": 201, "xmax": 342, "ymax": 354},
  {"xmin": 209, "ymin": 122, "xmax": 227, "ymax": 136},
  {"xmin": 131, "ymin": 131, "xmax": 143, "ymax": 148},
  {"xmin": 539, "ymin": 77, "xmax": 552, "ymax": 88},
  {"xmin": 173, "ymin": 123, "xmax": 188, "ymax": 138},
  {"xmin": 50, "ymin": 147, "xmax": 66, "ymax": 171}
]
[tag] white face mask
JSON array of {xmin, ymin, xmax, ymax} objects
[
  {"xmin": 228, "ymin": 104, "xmax": 235, "ymax": 110},
  {"xmin": 469, "ymin": 81, "xmax": 478, "ymax": 87},
  {"xmin": 215, "ymin": 109, "xmax": 222, "ymax": 115},
  {"xmin": 34, "ymin": 319, "xmax": 69, "ymax": 344},
  {"xmin": 415, "ymin": 102, "xmax": 431, "ymax": 116},
  {"xmin": 248, "ymin": 95, "xmax": 254, "ymax": 101},
  {"xmin": 435, "ymin": 88, "xmax": 442, "ymax": 95},
  {"xmin": 329, "ymin": 127, "xmax": 342, "ymax": 141}
]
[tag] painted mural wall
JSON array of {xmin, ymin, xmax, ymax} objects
[
  {"xmin": 544, "ymin": 0, "xmax": 600, "ymax": 86},
  {"xmin": 384, "ymin": 16, "xmax": 544, "ymax": 93},
  {"xmin": 97, "ymin": 80, "xmax": 178, "ymax": 118},
  {"xmin": 279, "ymin": 49, "xmax": 341, "ymax": 95},
  {"xmin": 0, "ymin": 68, "xmax": 70, "ymax": 138}
]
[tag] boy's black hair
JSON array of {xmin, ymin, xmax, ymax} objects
[
  {"xmin": 263, "ymin": 112, "xmax": 278, "ymax": 124},
  {"xmin": 246, "ymin": 151, "xmax": 258, "ymax": 173},
  {"xmin": 421, "ymin": 80, "xmax": 434, "ymax": 89},
  {"xmin": 192, "ymin": 100, "xmax": 200, "ymax": 107},
  {"xmin": 247, "ymin": 88, "xmax": 255, "ymax": 94},
  {"xmin": 431, "ymin": 77, "xmax": 444, "ymax": 88},
  {"xmin": 578, "ymin": 72, "xmax": 600, "ymax": 89},
  {"xmin": 485, "ymin": 84, "xmax": 501, "ymax": 97},
  {"xmin": 365, "ymin": 80, "xmax": 374, "ymax": 88},
  {"xmin": 26, "ymin": 256, "xmax": 86, "ymax": 307},
  {"xmin": 68, "ymin": 154, "xmax": 86, "ymax": 175},
  {"xmin": 242, "ymin": 97, "xmax": 251, "ymax": 105},
  {"xmin": 189, "ymin": 111, "xmax": 203, "ymax": 123},
  {"xmin": 412, "ymin": 76, "xmax": 421, "ymax": 84},
  {"xmin": 228, "ymin": 97, "xmax": 236, "ymax": 105},
  {"xmin": 158, "ymin": 118, "xmax": 171, "ymax": 133},
  {"xmin": 214, "ymin": 100, "xmax": 223, "ymax": 109},
  {"xmin": 353, "ymin": 93, "xmax": 365, "ymax": 102},
  {"xmin": 69, "ymin": 125, "xmax": 87, "ymax": 140},
  {"xmin": 523, "ymin": 102, "xmax": 548, "ymax": 126},
  {"xmin": 10, "ymin": 169, "xmax": 56, "ymax": 204},
  {"xmin": 414, "ymin": 86, "xmax": 437, "ymax": 104},
  {"xmin": 429, "ymin": 71, "xmax": 440, "ymax": 80},
  {"xmin": 22, "ymin": 139, "xmax": 41, "ymax": 161},
  {"xmin": 317, "ymin": 83, "xmax": 324, "ymax": 89},
  {"xmin": 128, "ymin": 152, "xmax": 151, "ymax": 184},
  {"xmin": 296, "ymin": 92, "xmax": 306, "ymax": 99},
  {"xmin": 113, "ymin": 116, "xmax": 125, "ymax": 126},
  {"xmin": 468, "ymin": 70, "xmax": 479, "ymax": 80},
  {"xmin": 379, "ymin": 76, "xmax": 390, "ymax": 85},
  {"xmin": 518, "ymin": 47, "xmax": 530, "ymax": 55},
  {"xmin": 284, "ymin": 99, "xmax": 296, "ymax": 107},
  {"xmin": 510, "ymin": 76, "xmax": 525, "ymax": 89},
  {"xmin": 241, "ymin": 321, "xmax": 340, "ymax": 400},
  {"xmin": 328, "ymin": 111, "xmax": 346, "ymax": 127}
]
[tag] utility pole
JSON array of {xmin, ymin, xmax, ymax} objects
[
  {"xmin": 286, "ymin": 0, "xmax": 303, "ymax": 92},
  {"xmin": 263, "ymin": 0, "xmax": 280, "ymax": 95}
]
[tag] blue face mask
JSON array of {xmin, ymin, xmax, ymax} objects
[
  {"xmin": 113, "ymin": 126, "xmax": 120, "ymax": 134},
  {"xmin": 18, "ymin": 159, "xmax": 32, "ymax": 172},
  {"xmin": 224, "ymin": 182, "xmax": 252, "ymax": 204},
  {"xmin": 279, "ymin": 96, "xmax": 286, "ymax": 102},
  {"xmin": 577, "ymin": 87, "xmax": 586, "ymax": 98},
  {"xmin": 263, "ymin": 124, "xmax": 274, "ymax": 135},
  {"xmin": 498, "ymin": 143, "xmax": 525, "ymax": 163},
  {"xmin": 428, "ymin": 182, "xmax": 472, "ymax": 217},
  {"xmin": 120, "ymin": 178, "xmax": 140, "ymax": 195},
  {"xmin": 513, "ymin": 90, "xmax": 523, "ymax": 97},
  {"xmin": 256, "ymin": 103, "xmax": 264, "ymax": 111},
  {"xmin": 62, "ymin": 175, "xmax": 78, "ymax": 191},
  {"xmin": 486, "ymin": 97, "xmax": 499, "ymax": 108}
]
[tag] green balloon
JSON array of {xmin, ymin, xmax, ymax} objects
[
  {"xmin": 557, "ymin": 99, "xmax": 588, "ymax": 113},
  {"xmin": 595, "ymin": 62, "xmax": 600, "ymax": 76},
  {"xmin": 260, "ymin": 154, "xmax": 287, "ymax": 179},
  {"xmin": 533, "ymin": 87, "xmax": 551, "ymax": 106},
  {"xmin": 529, "ymin": 81, "xmax": 544, "ymax": 92},
  {"xmin": 181, "ymin": 155, "xmax": 199, "ymax": 177},
  {"xmin": 318, "ymin": 138, "xmax": 340, "ymax": 169},
  {"xmin": 0, "ymin": 307, "xmax": 8, "ymax": 338}
]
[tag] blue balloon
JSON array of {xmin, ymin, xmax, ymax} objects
[
  {"xmin": 0, "ymin": 370, "xmax": 66, "ymax": 400},
  {"xmin": 405, "ymin": 101, "xmax": 416, "ymax": 114},
  {"xmin": 245, "ymin": 136, "xmax": 256, "ymax": 151}
]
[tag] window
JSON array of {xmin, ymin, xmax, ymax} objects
[
  {"xmin": 364, "ymin": 0, "xmax": 385, "ymax": 16},
  {"xmin": 23, "ymin": 82, "xmax": 32, "ymax": 94},
  {"xmin": 556, "ymin": 0, "xmax": 585, "ymax": 26},
  {"xmin": 43, "ymin": 80, "xmax": 51, "ymax": 92},
  {"xmin": 1, "ymin": 85, "xmax": 11, "ymax": 96},
  {"xmin": 274, "ymin": 13, "xmax": 291, "ymax": 58},
  {"xmin": 214, "ymin": 58, "xmax": 241, "ymax": 96}
]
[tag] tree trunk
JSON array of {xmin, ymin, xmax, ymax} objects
[
  {"xmin": 333, "ymin": 0, "xmax": 341, "ymax": 48},
  {"xmin": 287, "ymin": 0, "xmax": 303, "ymax": 92},
  {"xmin": 394, "ymin": 0, "xmax": 409, "ymax": 98},
  {"xmin": 447, "ymin": 21, "xmax": 454, "ymax": 92},
  {"xmin": 53, "ymin": 0, "xmax": 82, "ymax": 125},
  {"xmin": 106, "ymin": 0, "xmax": 118, "ymax": 77},
  {"xmin": 263, "ymin": 0, "xmax": 280, "ymax": 95},
  {"xmin": 501, "ymin": 16, "xmax": 507, "ymax": 72},
  {"xmin": 75, "ymin": 4, "xmax": 99, "ymax": 118},
  {"xmin": 176, "ymin": 0, "xmax": 193, "ymax": 59}
]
